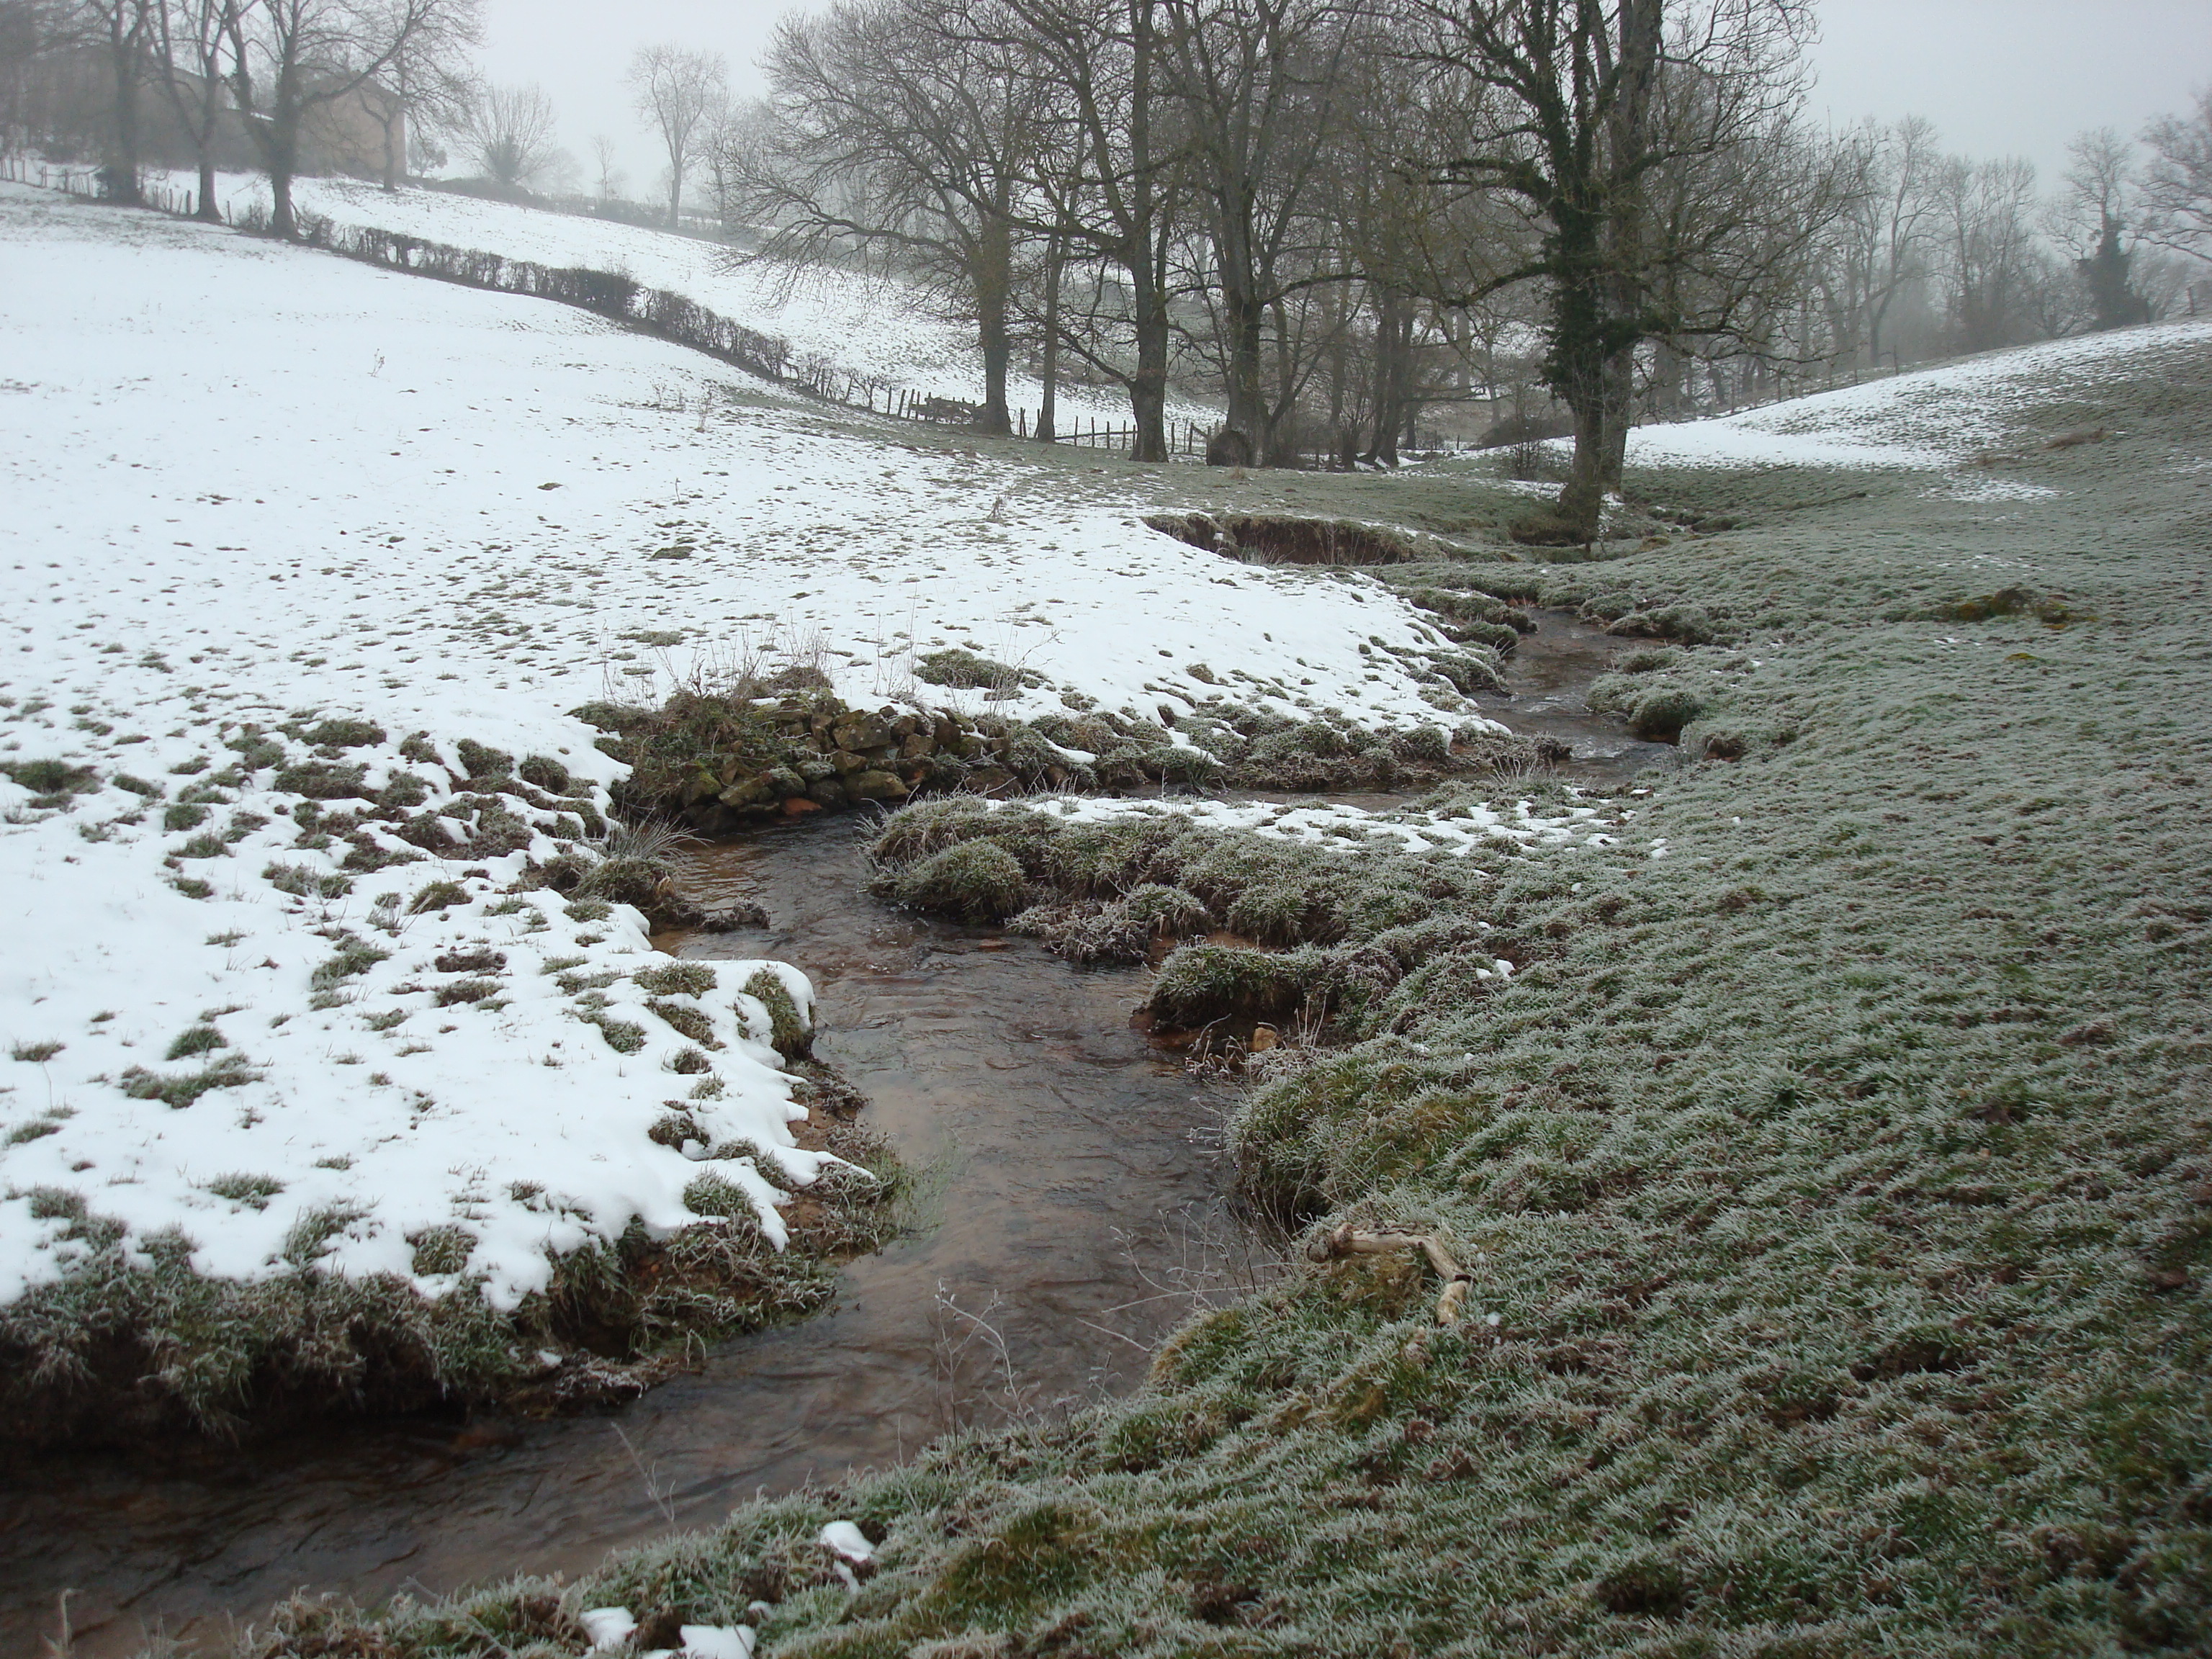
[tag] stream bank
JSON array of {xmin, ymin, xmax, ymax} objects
[
  {"xmin": 0, "ymin": 817, "xmax": 1249, "ymax": 1659},
  {"xmin": 0, "ymin": 605, "xmax": 1652, "ymax": 1657}
]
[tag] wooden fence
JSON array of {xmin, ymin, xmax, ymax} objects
[{"xmin": 1027, "ymin": 412, "xmax": 1462, "ymax": 464}]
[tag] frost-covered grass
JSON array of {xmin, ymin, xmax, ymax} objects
[{"xmin": 262, "ymin": 314, "xmax": 2212, "ymax": 1653}]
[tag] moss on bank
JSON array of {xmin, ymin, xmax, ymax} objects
[
  {"xmin": 0, "ymin": 1063, "xmax": 905, "ymax": 1446},
  {"xmin": 238, "ymin": 341, "xmax": 2212, "ymax": 1653},
  {"xmin": 577, "ymin": 680, "xmax": 1563, "ymax": 834}
]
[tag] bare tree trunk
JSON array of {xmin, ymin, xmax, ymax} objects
[
  {"xmin": 1598, "ymin": 342, "xmax": 1635, "ymax": 495},
  {"xmin": 1130, "ymin": 297, "xmax": 1169, "ymax": 461},
  {"xmin": 1269, "ymin": 295, "xmax": 1296, "ymax": 465},
  {"xmin": 1036, "ymin": 228, "xmax": 1063, "ymax": 442},
  {"xmin": 100, "ymin": 5, "xmax": 145, "ymax": 204},
  {"xmin": 257, "ymin": 106, "xmax": 302, "ymax": 237},
  {"xmin": 269, "ymin": 156, "xmax": 297, "ymax": 235},
  {"xmin": 197, "ymin": 155, "xmax": 218, "ymax": 220},
  {"xmin": 973, "ymin": 202, "xmax": 1015, "ymax": 435},
  {"xmin": 1557, "ymin": 395, "xmax": 1606, "ymax": 534},
  {"xmin": 975, "ymin": 282, "xmax": 1013, "ymax": 433},
  {"xmin": 1215, "ymin": 282, "xmax": 1266, "ymax": 465},
  {"xmin": 1367, "ymin": 287, "xmax": 1403, "ymax": 466},
  {"xmin": 1124, "ymin": 0, "xmax": 1168, "ymax": 463}
]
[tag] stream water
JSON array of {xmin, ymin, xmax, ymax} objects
[
  {"xmin": 0, "ymin": 820, "xmax": 1247, "ymax": 1658},
  {"xmin": 1472, "ymin": 607, "xmax": 1677, "ymax": 781},
  {"xmin": 0, "ymin": 608, "xmax": 1653, "ymax": 1658}
]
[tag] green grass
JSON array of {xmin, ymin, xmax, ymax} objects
[{"xmin": 238, "ymin": 340, "xmax": 2212, "ymax": 1655}]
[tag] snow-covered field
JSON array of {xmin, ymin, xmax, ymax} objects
[
  {"xmin": 0, "ymin": 182, "xmax": 1474, "ymax": 1316},
  {"xmin": 1611, "ymin": 320, "xmax": 2212, "ymax": 474},
  {"xmin": 153, "ymin": 169, "xmax": 1205, "ymax": 430}
]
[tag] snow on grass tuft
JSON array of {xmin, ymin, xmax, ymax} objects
[
  {"xmin": 0, "ymin": 716, "xmax": 835, "ymax": 1310},
  {"xmin": 1007, "ymin": 789, "xmax": 1615, "ymax": 855}
]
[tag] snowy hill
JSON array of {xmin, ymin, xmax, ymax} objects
[
  {"xmin": 0, "ymin": 181, "xmax": 1468, "ymax": 1331},
  {"xmin": 1617, "ymin": 320, "xmax": 2212, "ymax": 475},
  {"xmin": 168, "ymin": 170, "xmax": 1205, "ymax": 430}
]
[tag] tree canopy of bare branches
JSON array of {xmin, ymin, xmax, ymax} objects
[
  {"xmin": 727, "ymin": 0, "xmax": 1047, "ymax": 434},
  {"xmin": 222, "ymin": 0, "xmax": 478, "ymax": 234},
  {"xmin": 629, "ymin": 41, "xmax": 724, "ymax": 228},
  {"xmin": 451, "ymin": 77, "xmax": 558, "ymax": 193},
  {"xmin": 1403, "ymin": 0, "xmax": 1826, "ymax": 534},
  {"xmin": 2141, "ymin": 87, "xmax": 2212, "ymax": 260}
]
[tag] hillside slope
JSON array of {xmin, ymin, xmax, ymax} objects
[
  {"xmin": 168, "ymin": 171, "xmax": 1205, "ymax": 429},
  {"xmin": 265, "ymin": 320, "xmax": 2212, "ymax": 1655},
  {"xmin": 0, "ymin": 181, "xmax": 1489, "ymax": 1436}
]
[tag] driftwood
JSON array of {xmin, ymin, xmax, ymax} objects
[{"xmin": 1305, "ymin": 1223, "xmax": 1475, "ymax": 1326}]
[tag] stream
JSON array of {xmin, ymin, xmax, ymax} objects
[
  {"xmin": 0, "ymin": 608, "xmax": 1653, "ymax": 1658},
  {"xmin": 1470, "ymin": 606, "xmax": 1678, "ymax": 781}
]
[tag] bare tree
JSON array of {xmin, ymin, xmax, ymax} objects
[
  {"xmin": 2058, "ymin": 127, "xmax": 2149, "ymax": 331},
  {"xmin": 356, "ymin": 0, "xmax": 477, "ymax": 191},
  {"xmin": 1931, "ymin": 153, "xmax": 2049, "ymax": 352},
  {"xmin": 588, "ymin": 130, "xmax": 624, "ymax": 199},
  {"xmin": 1321, "ymin": 27, "xmax": 1541, "ymax": 464},
  {"xmin": 0, "ymin": 3, "xmax": 58, "ymax": 148},
  {"xmin": 1827, "ymin": 114, "xmax": 1941, "ymax": 369},
  {"xmin": 149, "ymin": 0, "xmax": 234, "ymax": 217},
  {"xmin": 729, "ymin": 0, "xmax": 1047, "ymax": 435},
  {"xmin": 0, "ymin": 2, "xmax": 83, "ymax": 159},
  {"xmin": 629, "ymin": 41, "xmax": 724, "ymax": 228},
  {"xmin": 452, "ymin": 78, "xmax": 557, "ymax": 192},
  {"xmin": 999, "ymin": 0, "xmax": 1184, "ymax": 461},
  {"xmin": 222, "ymin": 0, "xmax": 475, "ymax": 235},
  {"xmin": 1406, "ymin": 0, "xmax": 1820, "ymax": 537},
  {"xmin": 2141, "ymin": 87, "xmax": 2212, "ymax": 260},
  {"xmin": 73, "ymin": 0, "xmax": 154, "ymax": 202},
  {"xmin": 1162, "ymin": 0, "xmax": 1357, "ymax": 466}
]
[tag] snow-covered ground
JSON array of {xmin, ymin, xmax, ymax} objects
[
  {"xmin": 151, "ymin": 169, "xmax": 1209, "ymax": 431},
  {"xmin": 1012, "ymin": 790, "xmax": 1621, "ymax": 855},
  {"xmin": 0, "ymin": 182, "xmax": 1474, "ymax": 1313},
  {"xmin": 1608, "ymin": 320, "xmax": 2212, "ymax": 475}
]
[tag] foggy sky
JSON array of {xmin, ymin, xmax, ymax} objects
[{"xmin": 475, "ymin": 0, "xmax": 2211, "ymax": 199}]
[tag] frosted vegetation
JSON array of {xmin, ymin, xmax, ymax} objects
[
  {"xmin": 245, "ymin": 296, "xmax": 2212, "ymax": 1650},
  {"xmin": 4, "ymin": 168, "xmax": 2211, "ymax": 1652}
]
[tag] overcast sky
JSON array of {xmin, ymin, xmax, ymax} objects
[{"xmin": 475, "ymin": 0, "xmax": 2211, "ymax": 198}]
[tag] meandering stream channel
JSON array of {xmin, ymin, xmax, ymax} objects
[{"xmin": 0, "ymin": 609, "xmax": 1658, "ymax": 1658}]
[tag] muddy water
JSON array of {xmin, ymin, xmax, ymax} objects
[
  {"xmin": 0, "ymin": 819, "xmax": 1243, "ymax": 1659},
  {"xmin": 1478, "ymin": 607, "xmax": 1675, "ymax": 781}
]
